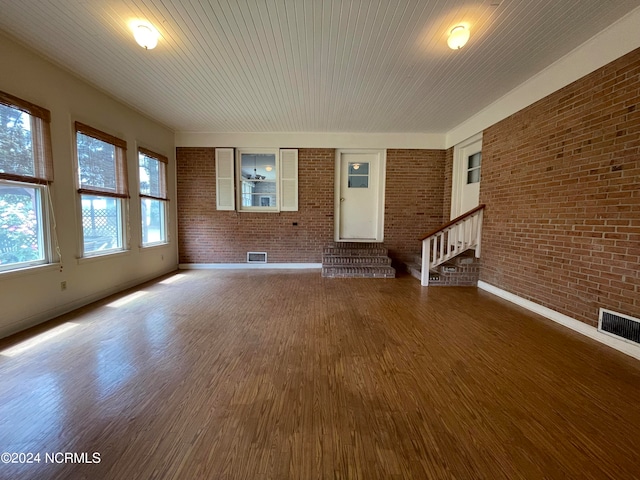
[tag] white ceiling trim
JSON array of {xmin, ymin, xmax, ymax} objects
[
  {"xmin": 175, "ymin": 131, "xmax": 446, "ymax": 149},
  {"xmin": 446, "ymin": 5, "xmax": 640, "ymax": 148}
]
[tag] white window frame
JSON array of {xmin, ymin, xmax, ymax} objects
[
  {"xmin": 235, "ymin": 148, "xmax": 279, "ymax": 212},
  {"xmin": 74, "ymin": 123, "xmax": 129, "ymax": 258},
  {"xmin": 0, "ymin": 92, "xmax": 55, "ymax": 274},
  {"xmin": 138, "ymin": 148, "xmax": 169, "ymax": 248},
  {"xmin": 0, "ymin": 180, "xmax": 52, "ymax": 273},
  {"xmin": 215, "ymin": 148, "xmax": 298, "ymax": 213}
]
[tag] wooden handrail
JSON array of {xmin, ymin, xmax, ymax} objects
[{"xmin": 419, "ymin": 204, "xmax": 486, "ymax": 241}]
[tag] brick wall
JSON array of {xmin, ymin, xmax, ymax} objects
[
  {"xmin": 481, "ymin": 47, "xmax": 640, "ymax": 326},
  {"xmin": 177, "ymin": 148, "xmax": 335, "ymax": 263},
  {"xmin": 384, "ymin": 149, "xmax": 446, "ymax": 264},
  {"xmin": 177, "ymin": 147, "xmax": 447, "ymax": 265}
]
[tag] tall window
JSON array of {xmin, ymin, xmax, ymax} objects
[
  {"xmin": 237, "ymin": 149, "xmax": 278, "ymax": 211},
  {"xmin": 75, "ymin": 122, "xmax": 128, "ymax": 256},
  {"xmin": 0, "ymin": 91, "xmax": 54, "ymax": 272},
  {"xmin": 467, "ymin": 152, "xmax": 481, "ymax": 184},
  {"xmin": 138, "ymin": 148, "xmax": 168, "ymax": 246}
]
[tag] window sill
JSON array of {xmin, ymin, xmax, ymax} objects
[
  {"xmin": 0, "ymin": 262, "xmax": 61, "ymax": 280},
  {"xmin": 237, "ymin": 208, "xmax": 280, "ymax": 213},
  {"xmin": 139, "ymin": 242, "xmax": 170, "ymax": 251},
  {"xmin": 77, "ymin": 249, "xmax": 131, "ymax": 265}
]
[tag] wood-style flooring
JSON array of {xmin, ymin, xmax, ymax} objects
[{"xmin": 1, "ymin": 270, "xmax": 639, "ymax": 479}]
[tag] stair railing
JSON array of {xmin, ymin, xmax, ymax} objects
[{"xmin": 419, "ymin": 204, "xmax": 486, "ymax": 286}]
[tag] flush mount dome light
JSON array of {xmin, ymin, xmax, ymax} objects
[
  {"xmin": 133, "ymin": 23, "xmax": 159, "ymax": 50},
  {"xmin": 447, "ymin": 25, "xmax": 470, "ymax": 50}
]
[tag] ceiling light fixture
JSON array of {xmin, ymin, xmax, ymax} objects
[
  {"xmin": 447, "ymin": 25, "xmax": 470, "ymax": 50},
  {"xmin": 133, "ymin": 24, "xmax": 159, "ymax": 50},
  {"xmin": 265, "ymin": 165, "xmax": 273, "ymax": 172}
]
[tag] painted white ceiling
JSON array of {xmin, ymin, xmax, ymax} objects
[{"xmin": 0, "ymin": 0, "xmax": 639, "ymax": 134}]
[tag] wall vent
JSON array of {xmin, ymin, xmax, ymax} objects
[
  {"xmin": 598, "ymin": 308, "xmax": 640, "ymax": 344},
  {"xmin": 247, "ymin": 252, "xmax": 267, "ymax": 263}
]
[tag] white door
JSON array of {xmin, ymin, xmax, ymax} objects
[
  {"xmin": 452, "ymin": 134, "xmax": 482, "ymax": 218},
  {"xmin": 335, "ymin": 150, "xmax": 386, "ymax": 242}
]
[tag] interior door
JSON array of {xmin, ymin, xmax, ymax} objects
[
  {"xmin": 335, "ymin": 150, "xmax": 385, "ymax": 242},
  {"xmin": 452, "ymin": 135, "xmax": 482, "ymax": 218},
  {"xmin": 460, "ymin": 147, "xmax": 481, "ymax": 214}
]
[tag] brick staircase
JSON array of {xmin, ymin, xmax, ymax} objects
[
  {"xmin": 322, "ymin": 243, "xmax": 396, "ymax": 278},
  {"xmin": 407, "ymin": 250, "xmax": 479, "ymax": 286}
]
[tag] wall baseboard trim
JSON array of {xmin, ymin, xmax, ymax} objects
[
  {"xmin": 179, "ymin": 263, "xmax": 322, "ymax": 270},
  {"xmin": 477, "ymin": 281, "xmax": 640, "ymax": 361}
]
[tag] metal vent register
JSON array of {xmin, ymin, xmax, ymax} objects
[
  {"xmin": 598, "ymin": 309, "xmax": 640, "ymax": 344},
  {"xmin": 247, "ymin": 252, "xmax": 267, "ymax": 263}
]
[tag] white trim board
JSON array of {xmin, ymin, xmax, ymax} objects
[
  {"xmin": 478, "ymin": 281, "xmax": 640, "ymax": 362},
  {"xmin": 179, "ymin": 263, "xmax": 322, "ymax": 270}
]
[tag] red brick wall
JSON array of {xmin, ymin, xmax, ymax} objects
[
  {"xmin": 177, "ymin": 147, "xmax": 447, "ymax": 265},
  {"xmin": 480, "ymin": 48, "xmax": 640, "ymax": 326},
  {"xmin": 177, "ymin": 148, "xmax": 335, "ymax": 263},
  {"xmin": 384, "ymin": 149, "xmax": 446, "ymax": 264}
]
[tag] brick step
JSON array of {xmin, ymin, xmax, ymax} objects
[
  {"xmin": 327, "ymin": 242, "xmax": 385, "ymax": 249},
  {"xmin": 322, "ymin": 255, "xmax": 392, "ymax": 266},
  {"xmin": 322, "ymin": 266, "xmax": 396, "ymax": 278},
  {"xmin": 406, "ymin": 253, "xmax": 479, "ymax": 286},
  {"xmin": 412, "ymin": 249, "xmax": 476, "ymax": 267},
  {"xmin": 324, "ymin": 246, "xmax": 388, "ymax": 256}
]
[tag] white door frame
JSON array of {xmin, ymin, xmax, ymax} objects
[
  {"xmin": 334, "ymin": 149, "xmax": 386, "ymax": 242},
  {"xmin": 451, "ymin": 132, "xmax": 482, "ymax": 219}
]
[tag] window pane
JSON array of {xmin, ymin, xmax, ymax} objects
[
  {"xmin": 81, "ymin": 195, "xmax": 122, "ymax": 254},
  {"xmin": 77, "ymin": 133, "xmax": 117, "ymax": 191},
  {"xmin": 0, "ymin": 104, "xmax": 34, "ymax": 177},
  {"xmin": 251, "ymin": 193, "xmax": 276, "ymax": 207},
  {"xmin": 0, "ymin": 183, "xmax": 45, "ymax": 269},
  {"xmin": 139, "ymin": 154, "xmax": 163, "ymax": 197},
  {"xmin": 349, "ymin": 162, "xmax": 369, "ymax": 175},
  {"xmin": 467, "ymin": 168, "xmax": 480, "ymax": 184},
  {"xmin": 141, "ymin": 199, "xmax": 166, "ymax": 245},
  {"xmin": 241, "ymin": 181, "xmax": 253, "ymax": 207},
  {"xmin": 468, "ymin": 152, "xmax": 481, "ymax": 169},
  {"xmin": 348, "ymin": 175, "xmax": 369, "ymax": 188},
  {"xmin": 240, "ymin": 153, "xmax": 276, "ymax": 181}
]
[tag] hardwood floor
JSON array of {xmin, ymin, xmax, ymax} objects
[{"xmin": 1, "ymin": 270, "xmax": 640, "ymax": 479}]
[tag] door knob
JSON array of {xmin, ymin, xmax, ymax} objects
[{"xmin": 340, "ymin": 197, "xmax": 345, "ymax": 202}]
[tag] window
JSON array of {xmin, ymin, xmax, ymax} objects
[
  {"xmin": 215, "ymin": 148, "xmax": 298, "ymax": 212},
  {"xmin": 467, "ymin": 152, "xmax": 481, "ymax": 184},
  {"xmin": 237, "ymin": 149, "xmax": 277, "ymax": 211},
  {"xmin": 138, "ymin": 147, "xmax": 168, "ymax": 246},
  {"xmin": 0, "ymin": 90, "xmax": 54, "ymax": 272},
  {"xmin": 75, "ymin": 122, "xmax": 128, "ymax": 256},
  {"xmin": 348, "ymin": 162, "xmax": 369, "ymax": 188}
]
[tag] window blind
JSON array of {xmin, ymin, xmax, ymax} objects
[
  {"xmin": 75, "ymin": 122, "xmax": 128, "ymax": 198},
  {"xmin": 138, "ymin": 148, "xmax": 168, "ymax": 201},
  {"xmin": 0, "ymin": 90, "xmax": 53, "ymax": 184}
]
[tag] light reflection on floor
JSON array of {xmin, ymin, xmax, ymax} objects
[{"xmin": 0, "ymin": 323, "xmax": 80, "ymax": 357}]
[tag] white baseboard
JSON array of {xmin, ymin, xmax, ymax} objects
[
  {"xmin": 179, "ymin": 263, "xmax": 322, "ymax": 270},
  {"xmin": 477, "ymin": 281, "xmax": 640, "ymax": 361}
]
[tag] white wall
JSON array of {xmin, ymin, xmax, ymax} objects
[{"xmin": 0, "ymin": 33, "xmax": 177, "ymax": 339}]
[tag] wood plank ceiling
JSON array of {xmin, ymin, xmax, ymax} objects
[{"xmin": 0, "ymin": 0, "xmax": 639, "ymax": 133}]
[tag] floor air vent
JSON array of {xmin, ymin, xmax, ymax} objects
[
  {"xmin": 598, "ymin": 309, "xmax": 640, "ymax": 344},
  {"xmin": 247, "ymin": 252, "xmax": 267, "ymax": 263}
]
